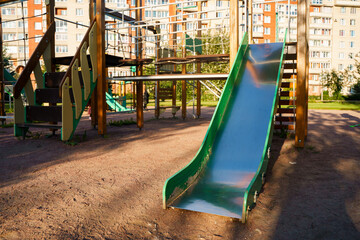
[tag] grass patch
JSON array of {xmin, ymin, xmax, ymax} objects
[
  {"xmin": 309, "ymin": 102, "xmax": 360, "ymax": 110},
  {"xmin": 0, "ymin": 122, "xmax": 14, "ymax": 128},
  {"xmin": 108, "ymin": 118, "xmax": 136, "ymax": 127}
]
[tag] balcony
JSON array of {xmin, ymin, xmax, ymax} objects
[
  {"xmin": 335, "ymin": 0, "xmax": 360, "ymax": 7},
  {"xmin": 252, "ymin": 32, "xmax": 263, "ymax": 38}
]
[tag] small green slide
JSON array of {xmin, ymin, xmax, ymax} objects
[
  {"xmin": 105, "ymin": 92, "xmax": 130, "ymax": 112},
  {"xmin": 163, "ymin": 32, "xmax": 286, "ymax": 223}
]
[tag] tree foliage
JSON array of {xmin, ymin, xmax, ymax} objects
[{"xmin": 320, "ymin": 69, "xmax": 346, "ymax": 100}]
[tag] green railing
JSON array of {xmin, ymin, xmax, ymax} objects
[
  {"xmin": 60, "ymin": 20, "xmax": 98, "ymax": 141},
  {"xmin": 13, "ymin": 22, "xmax": 55, "ymax": 137}
]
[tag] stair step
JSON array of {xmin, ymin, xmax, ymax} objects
[
  {"xmin": 283, "ymin": 72, "xmax": 297, "ymax": 79},
  {"xmin": 35, "ymin": 88, "xmax": 61, "ymax": 104},
  {"xmin": 285, "ymin": 53, "xmax": 297, "ymax": 60},
  {"xmin": 276, "ymin": 116, "xmax": 296, "ymax": 122},
  {"xmin": 277, "ymin": 108, "xmax": 296, "ymax": 114},
  {"xmin": 26, "ymin": 106, "xmax": 62, "ymax": 122},
  {"xmin": 45, "ymin": 72, "xmax": 66, "ymax": 88},
  {"xmin": 274, "ymin": 124, "xmax": 295, "ymax": 130},
  {"xmin": 17, "ymin": 122, "xmax": 62, "ymax": 129}
]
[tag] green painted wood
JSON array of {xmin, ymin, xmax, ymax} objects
[
  {"xmin": 163, "ymin": 32, "xmax": 249, "ymax": 208},
  {"xmin": 163, "ymin": 32, "xmax": 286, "ymax": 222}
]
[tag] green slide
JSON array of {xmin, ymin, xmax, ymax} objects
[
  {"xmin": 4, "ymin": 69, "xmax": 17, "ymax": 96},
  {"xmin": 105, "ymin": 92, "xmax": 130, "ymax": 112},
  {"xmin": 163, "ymin": 32, "xmax": 286, "ymax": 223}
]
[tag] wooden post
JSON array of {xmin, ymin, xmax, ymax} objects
[
  {"xmin": 230, "ymin": 0, "xmax": 239, "ymax": 66},
  {"xmin": 181, "ymin": 21, "xmax": 186, "ymax": 120},
  {"xmin": 46, "ymin": 0, "xmax": 55, "ymax": 72},
  {"xmin": 136, "ymin": 0, "xmax": 144, "ymax": 129},
  {"xmin": 0, "ymin": 10, "xmax": 5, "ymax": 124},
  {"xmin": 90, "ymin": 0, "xmax": 98, "ymax": 127},
  {"xmin": 196, "ymin": 1, "xmax": 202, "ymax": 118},
  {"xmin": 155, "ymin": 21, "xmax": 160, "ymax": 119},
  {"xmin": 295, "ymin": 0, "xmax": 308, "ymax": 147},
  {"xmin": 96, "ymin": 0, "xmax": 106, "ymax": 135}
]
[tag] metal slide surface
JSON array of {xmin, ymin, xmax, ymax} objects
[
  {"xmin": 163, "ymin": 35, "xmax": 285, "ymax": 222},
  {"xmin": 105, "ymin": 92, "xmax": 129, "ymax": 111}
]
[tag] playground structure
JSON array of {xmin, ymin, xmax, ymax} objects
[{"xmin": 0, "ymin": 0, "xmax": 309, "ymax": 222}]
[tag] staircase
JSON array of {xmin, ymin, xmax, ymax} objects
[
  {"xmin": 13, "ymin": 20, "xmax": 98, "ymax": 141},
  {"xmin": 275, "ymin": 42, "xmax": 297, "ymax": 131}
]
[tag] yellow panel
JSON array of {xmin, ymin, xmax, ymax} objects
[
  {"xmin": 89, "ymin": 22, "xmax": 97, "ymax": 83},
  {"xmin": 14, "ymin": 97, "xmax": 24, "ymax": 124},
  {"xmin": 34, "ymin": 62, "xmax": 43, "ymax": 89},
  {"xmin": 24, "ymin": 80, "xmax": 35, "ymax": 105},
  {"xmin": 80, "ymin": 42, "xmax": 91, "ymax": 100},
  {"xmin": 61, "ymin": 77, "xmax": 74, "ymax": 141},
  {"xmin": 72, "ymin": 59, "xmax": 83, "ymax": 119},
  {"xmin": 43, "ymin": 45, "xmax": 52, "ymax": 73}
]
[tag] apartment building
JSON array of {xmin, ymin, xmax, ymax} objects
[
  {"xmin": 1, "ymin": 1, "xmax": 29, "ymax": 68},
  {"xmin": 252, "ymin": 0, "xmax": 360, "ymax": 95}
]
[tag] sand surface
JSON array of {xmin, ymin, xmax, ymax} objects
[{"xmin": 0, "ymin": 108, "xmax": 359, "ymax": 239}]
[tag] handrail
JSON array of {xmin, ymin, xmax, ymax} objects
[
  {"xmin": 59, "ymin": 19, "xmax": 96, "ymax": 96},
  {"xmin": 13, "ymin": 22, "xmax": 55, "ymax": 99}
]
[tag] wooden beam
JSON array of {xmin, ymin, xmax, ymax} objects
[
  {"xmin": 155, "ymin": 21, "xmax": 160, "ymax": 119},
  {"xmin": 90, "ymin": 0, "xmax": 97, "ymax": 127},
  {"xmin": 0, "ymin": 9, "xmax": 4, "ymax": 124},
  {"xmin": 136, "ymin": 0, "xmax": 143, "ymax": 129},
  {"xmin": 196, "ymin": 1, "xmax": 202, "ymax": 118},
  {"xmin": 46, "ymin": 0, "xmax": 55, "ymax": 72},
  {"xmin": 96, "ymin": 0, "xmax": 106, "ymax": 135},
  {"xmin": 295, "ymin": 0, "xmax": 308, "ymax": 148},
  {"xmin": 230, "ymin": 0, "xmax": 239, "ymax": 66},
  {"xmin": 182, "ymin": 21, "xmax": 186, "ymax": 120}
]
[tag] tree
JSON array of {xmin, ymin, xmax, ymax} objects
[
  {"xmin": 320, "ymin": 69, "xmax": 346, "ymax": 100},
  {"xmin": 2, "ymin": 48, "xmax": 12, "ymax": 70}
]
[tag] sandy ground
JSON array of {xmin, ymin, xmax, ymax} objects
[{"xmin": 0, "ymin": 108, "xmax": 359, "ymax": 240}]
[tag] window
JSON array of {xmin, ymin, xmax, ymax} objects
[
  {"xmin": 34, "ymin": 9, "xmax": 42, "ymax": 16},
  {"xmin": 76, "ymin": 34, "xmax": 83, "ymax": 42},
  {"xmin": 350, "ymin": 8, "xmax": 356, "ymax": 14},
  {"xmin": 264, "ymin": 27, "xmax": 270, "ymax": 35},
  {"xmin": 216, "ymin": 0, "xmax": 222, "ymax": 7},
  {"xmin": 339, "ymin": 41, "xmax": 345, "ymax": 48},
  {"xmin": 350, "ymin": 41, "xmax": 355, "ymax": 48},
  {"xmin": 55, "ymin": 8, "xmax": 67, "ymax": 16},
  {"xmin": 55, "ymin": 45, "xmax": 68, "ymax": 53},
  {"xmin": 264, "ymin": 4, "xmax": 271, "ymax": 11},
  {"xmin": 55, "ymin": 33, "xmax": 68, "ymax": 41},
  {"xmin": 339, "ymin": 30, "xmax": 345, "ymax": 36},
  {"xmin": 264, "ymin": 39, "xmax": 270, "ymax": 43},
  {"xmin": 338, "ymin": 64, "xmax": 343, "ymax": 71},
  {"xmin": 349, "ymin": 64, "xmax": 354, "ymax": 71},
  {"xmin": 56, "ymin": 20, "xmax": 67, "ymax": 32},
  {"xmin": 350, "ymin": 19, "xmax": 355, "ymax": 25},
  {"xmin": 340, "ymin": 19, "xmax": 345, "ymax": 26},
  {"xmin": 339, "ymin": 52, "xmax": 345, "ymax": 59},
  {"xmin": 76, "ymin": 8, "xmax": 83, "ymax": 16},
  {"xmin": 34, "ymin": 0, "xmax": 41, "ymax": 4},
  {"xmin": 131, "ymin": 0, "xmax": 136, "ymax": 5},
  {"xmin": 216, "ymin": 12, "xmax": 223, "ymax": 18},
  {"xmin": 19, "ymin": 46, "xmax": 29, "ymax": 53},
  {"xmin": 18, "ymin": 21, "xmax": 28, "ymax": 29},
  {"xmin": 76, "ymin": 0, "xmax": 83, "ymax": 2},
  {"xmin": 2, "ymin": 8, "xmax": 15, "ymax": 15},
  {"xmin": 35, "ymin": 35, "xmax": 42, "ymax": 42},
  {"xmin": 264, "ymin": 16, "xmax": 271, "ymax": 23},
  {"xmin": 3, "ymin": 33, "xmax": 16, "ymax": 41},
  {"xmin": 7, "ymin": 46, "xmax": 17, "ymax": 53},
  {"xmin": 340, "ymin": 7, "xmax": 346, "ymax": 14},
  {"xmin": 350, "ymin": 30, "xmax": 355, "ymax": 37},
  {"xmin": 35, "ymin": 22, "xmax": 42, "ymax": 30}
]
